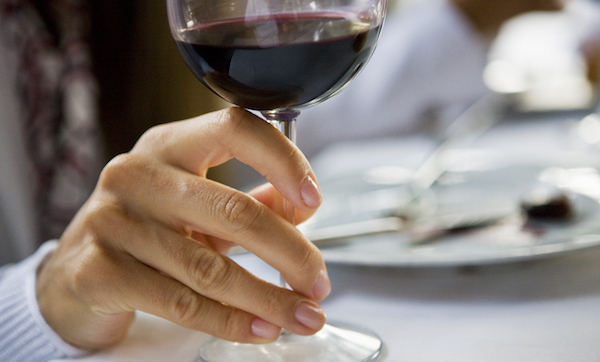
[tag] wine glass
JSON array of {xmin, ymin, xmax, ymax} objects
[{"xmin": 166, "ymin": 0, "xmax": 386, "ymax": 360}]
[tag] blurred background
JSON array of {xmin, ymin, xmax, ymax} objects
[
  {"xmin": 89, "ymin": 1, "xmax": 227, "ymax": 177},
  {"xmin": 485, "ymin": 0, "xmax": 599, "ymax": 111}
]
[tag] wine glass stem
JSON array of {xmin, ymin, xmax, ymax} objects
[
  {"xmin": 274, "ymin": 118, "xmax": 297, "ymax": 144},
  {"xmin": 263, "ymin": 112, "xmax": 298, "ymax": 289},
  {"xmin": 273, "ymin": 120, "xmax": 297, "ymax": 226}
]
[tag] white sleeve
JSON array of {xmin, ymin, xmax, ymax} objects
[
  {"xmin": 0, "ymin": 241, "xmax": 88, "ymax": 362},
  {"xmin": 298, "ymin": 0, "xmax": 490, "ymax": 158}
]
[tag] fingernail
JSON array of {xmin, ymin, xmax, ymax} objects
[
  {"xmin": 251, "ymin": 317, "xmax": 281, "ymax": 340},
  {"xmin": 300, "ymin": 175, "xmax": 321, "ymax": 208},
  {"xmin": 313, "ymin": 269, "xmax": 331, "ymax": 300},
  {"xmin": 295, "ymin": 302, "xmax": 326, "ymax": 331}
]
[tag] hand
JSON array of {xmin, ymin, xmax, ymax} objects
[
  {"xmin": 35, "ymin": 107, "xmax": 330, "ymax": 350},
  {"xmin": 451, "ymin": 0, "xmax": 567, "ymax": 36}
]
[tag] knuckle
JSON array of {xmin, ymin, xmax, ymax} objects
[
  {"xmin": 97, "ymin": 154, "xmax": 137, "ymax": 193},
  {"xmin": 257, "ymin": 287, "xmax": 285, "ymax": 318},
  {"xmin": 188, "ymin": 248, "xmax": 232, "ymax": 296},
  {"xmin": 171, "ymin": 287, "xmax": 205, "ymax": 327},
  {"xmin": 81, "ymin": 196, "xmax": 129, "ymax": 239},
  {"xmin": 136, "ymin": 123, "xmax": 172, "ymax": 150},
  {"xmin": 96, "ymin": 153, "xmax": 162, "ymax": 216},
  {"xmin": 212, "ymin": 108, "xmax": 253, "ymax": 142},
  {"xmin": 213, "ymin": 190, "xmax": 263, "ymax": 233},
  {"xmin": 170, "ymin": 286, "xmax": 252, "ymax": 342},
  {"xmin": 218, "ymin": 308, "xmax": 251, "ymax": 342},
  {"xmin": 215, "ymin": 107, "xmax": 246, "ymax": 130},
  {"xmin": 98, "ymin": 153, "xmax": 160, "ymax": 196}
]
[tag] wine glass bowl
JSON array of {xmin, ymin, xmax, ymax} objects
[
  {"xmin": 167, "ymin": 0, "xmax": 385, "ymax": 113},
  {"xmin": 166, "ymin": 0, "xmax": 386, "ymax": 360}
]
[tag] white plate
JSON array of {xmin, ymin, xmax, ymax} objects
[{"xmin": 301, "ymin": 149, "xmax": 600, "ymax": 267}]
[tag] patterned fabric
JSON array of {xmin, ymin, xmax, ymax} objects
[{"xmin": 0, "ymin": 0, "xmax": 102, "ymax": 244}]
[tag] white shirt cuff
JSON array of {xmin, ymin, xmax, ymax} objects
[{"xmin": 0, "ymin": 241, "xmax": 88, "ymax": 361}]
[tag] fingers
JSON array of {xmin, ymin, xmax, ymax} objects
[
  {"xmin": 43, "ymin": 181, "xmax": 327, "ymax": 348},
  {"xmin": 127, "ymin": 263, "xmax": 325, "ymax": 342},
  {"xmin": 107, "ymin": 108, "xmax": 328, "ymax": 300},
  {"xmin": 50, "ymin": 107, "xmax": 331, "ymax": 347},
  {"xmin": 98, "ymin": 157, "xmax": 328, "ymax": 301},
  {"xmin": 61, "ymin": 235, "xmax": 282, "ymax": 345},
  {"xmin": 109, "ymin": 218, "xmax": 325, "ymax": 339},
  {"xmin": 132, "ymin": 107, "xmax": 322, "ymax": 213},
  {"xmin": 247, "ymin": 182, "xmax": 318, "ymax": 225}
]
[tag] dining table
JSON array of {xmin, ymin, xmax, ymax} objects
[{"xmin": 54, "ymin": 106, "xmax": 600, "ymax": 361}]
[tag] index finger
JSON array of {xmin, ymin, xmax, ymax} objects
[{"xmin": 133, "ymin": 107, "xmax": 322, "ymax": 213}]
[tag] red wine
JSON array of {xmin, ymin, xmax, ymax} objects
[{"xmin": 175, "ymin": 13, "xmax": 381, "ymax": 110}]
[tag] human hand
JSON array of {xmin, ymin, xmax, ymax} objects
[
  {"xmin": 451, "ymin": 0, "xmax": 567, "ymax": 36},
  {"xmin": 35, "ymin": 107, "xmax": 329, "ymax": 350}
]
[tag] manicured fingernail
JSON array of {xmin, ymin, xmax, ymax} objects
[
  {"xmin": 295, "ymin": 302, "xmax": 326, "ymax": 331},
  {"xmin": 313, "ymin": 269, "xmax": 331, "ymax": 300},
  {"xmin": 300, "ymin": 175, "xmax": 321, "ymax": 208},
  {"xmin": 251, "ymin": 317, "xmax": 281, "ymax": 340}
]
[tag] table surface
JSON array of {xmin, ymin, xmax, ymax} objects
[
  {"xmin": 55, "ymin": 109, "xmax": 600, "ymax": 361},
  {"xmin": 57, "ymin": 248, "xmax": 600, "ymax": 362}
]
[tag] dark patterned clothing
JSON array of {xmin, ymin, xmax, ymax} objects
[{"xmin": 0, "ymin": 0, "xmax": 102, "ymax": 244}]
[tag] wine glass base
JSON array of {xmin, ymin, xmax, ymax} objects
[{"xmin": 198, "ymin": 321, "xmax": 384, "ymax": 362}]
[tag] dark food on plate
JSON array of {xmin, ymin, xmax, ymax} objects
[{"xmin": 520, "ymin": 186, "xmax": 574, "ymax": 221}]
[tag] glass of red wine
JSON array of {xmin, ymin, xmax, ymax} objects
[{"xmin": 166, "ymin": 0, "xmax": 386, "ymax": 360}]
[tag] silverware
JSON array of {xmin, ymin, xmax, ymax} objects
[
  {"xmin": 300, "ymin": 217, "xmax": 404, "ymax": 246},
  {"xmin": 301, "ymin": 93, "xmax": 509, "ymax": 247},
  {"xmin": 302, "ymin": 207, "xmax": 514, "ymax": 247}
]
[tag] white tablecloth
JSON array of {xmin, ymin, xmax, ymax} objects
[{"xmin": 60, "ymin": 247, "xmax": 600, "ymax": 362}]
